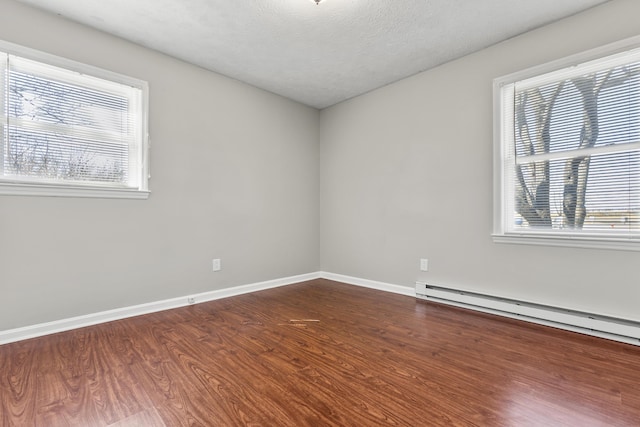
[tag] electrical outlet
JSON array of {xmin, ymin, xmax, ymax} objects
[
  {"xmin": 212, "ymin": 258, "xmax": 221, "ymax": 272},
  {"xmin": 187, "ymin": 296, "xmax": 196, "ymax": 305},
  {"xmin": 420, "ymin": 258, "xmax": 429, "ymax": 271}
]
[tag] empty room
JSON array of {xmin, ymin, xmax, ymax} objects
[{"xmin": 1, "ymin": 0, "xmax": 640, "ymax": 425}]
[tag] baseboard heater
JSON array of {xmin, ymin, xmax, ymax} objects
[{"xmin": 415, "ymin": 282, "xmax": 640, "ymax": 346}]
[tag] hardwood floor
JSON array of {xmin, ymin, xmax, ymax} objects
[{"xmin": 1, "ymin": 279, "xmax": 640, "ymax": 426}]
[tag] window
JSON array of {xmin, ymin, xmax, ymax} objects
[
  {"xmin": 494, "ymin": 38, "xmax": 640, "ymax": 251},
  {"xmin": 0, "ymin": 41, "xmax": 149, "ymax": 199}
]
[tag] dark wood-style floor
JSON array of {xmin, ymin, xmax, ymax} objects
[{"xmin": 1, "ymin": 279, "xmax": 640, "ymax": 426}]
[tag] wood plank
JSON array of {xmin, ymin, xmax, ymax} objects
[
  {"xmin": 0, "ymin": 340, "xmax": 39, "ymax": 426},
  {"xmin": 1, "ymin": 279, "xmax": 640, "ymax": 426}
]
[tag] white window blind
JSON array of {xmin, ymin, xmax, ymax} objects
[
  {"xmin": 0, "ymin": 41, "xmax": 148, "ymax": 198},
  {"xmin": 494, "ymin": 38, "xmax": 640, "ymax": 250}
]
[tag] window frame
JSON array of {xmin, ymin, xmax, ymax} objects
[
  {"xmin": 493, "ymin": 36, "xmax": 640, "ymax": 252},
  {"xmin": 0, "ymin": 40, "xmax": 149, "ymax": 199}
]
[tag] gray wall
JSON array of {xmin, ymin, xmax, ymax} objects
[
  {"xmin": 0, "ymin": 1, "xmax": 320, "ymax": 330},
  {"xmin": 320, "ymin": 0, "xmax": 640, "ymax": 321}
]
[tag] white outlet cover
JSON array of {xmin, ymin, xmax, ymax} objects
[{"xmin": 420, "ymin": 259, "xmax": 429, "ymax": 271}]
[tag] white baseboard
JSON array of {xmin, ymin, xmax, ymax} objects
[
  {"xmin": 6, "ymin": 271, "xmax": 635, "ymax": 348},
  {"xmin": 0, "ymin": 272, "xmax": 321, "ymax": 345},
  {"xmin": 319, "ymin": 271, "xmax": 415, "ymax": 297}
]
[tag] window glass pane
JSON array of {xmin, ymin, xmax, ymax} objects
[
  {"xmin": 513, "ymin": 152, "xmax": 640, "ymax": 233},
  {"xmin": 5, "ymin": 61, "xmax": 133, "ymax": 185},
  {"xmin": 5, "ymin": 127, "xmax": 128, "ymax": 184},
  {"xmin": 7, "ymin": 68, "xmax": 131, "ymax": 135},
  {"xmin": 514, "ymin": 62, "xmax": 640, "ymax": 158}
]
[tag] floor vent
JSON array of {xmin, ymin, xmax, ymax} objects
[{"xmin": 415, "ymin": 282, "xmax": 640, "ymax": 346}]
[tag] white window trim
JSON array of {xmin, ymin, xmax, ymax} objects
[
  {"xmin": 0, "ymin": 40, "xmax": 150, "ymax": 199},
  {"xmin": 493, "ymin": 36, "xmax": 640, "ymax": 252},
  {"xmin": 0, "ymin": 181, "xmax": 150, "ymax": 199}
]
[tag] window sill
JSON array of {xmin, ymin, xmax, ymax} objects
[
  {"xmin": 492, "ymin": 233, "xmax": 640, "ymax": 252},
  {"xmin": 0, "ymin": 182, "xmax": 150, "ymax": 199}
]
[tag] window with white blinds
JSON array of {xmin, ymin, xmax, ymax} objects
[
  {"xmin": 494, "ymin": 38, "xmax": 640, "ymax": 250},
  {"xmin": 0, "ymin": 41, "xmax": 149, "ymax": 199}
]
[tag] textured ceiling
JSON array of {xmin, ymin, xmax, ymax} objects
[{"xmin": 17, "ymin": 0, "xmax": 609, "ymax": 109}]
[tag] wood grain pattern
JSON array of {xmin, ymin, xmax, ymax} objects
[{"xmin": 1, "ymin": 278, "xmax": 640, "ymax": 426}]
